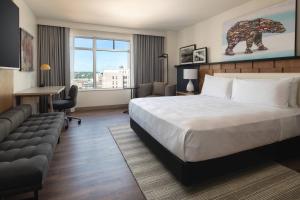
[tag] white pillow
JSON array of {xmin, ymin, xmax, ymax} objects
[
  {"xmin": 289, "ymin": 78, "xmax": 300, "ymax": 108},
  {"xmin": 231, "ymin": 78, "xmax": 292, "ymax": 108},
  {"xmin": 201, "ymin": 75, "xmax": 233, "ymax": 99}
]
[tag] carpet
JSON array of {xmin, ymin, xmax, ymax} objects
[{"xmin": 109, "ymin": 124, "xmax": 300, "ymax": 200}]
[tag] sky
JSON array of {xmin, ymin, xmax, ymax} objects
[{"xmin": 74, "ymin": 38, "xmax": 130, "ymax": 73}]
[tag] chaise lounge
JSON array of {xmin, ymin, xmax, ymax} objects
[{"xmin": 0, "ymin": 105, "xmax": 65, "ymax": 199}]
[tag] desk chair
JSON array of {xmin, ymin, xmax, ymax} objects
[{"xmin": 53, "ymin": 85, "xmax": 81, "ymax": 129}]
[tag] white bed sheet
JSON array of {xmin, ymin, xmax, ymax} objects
[{"xmin": 129, "ymin": 95, "xmax": 300, "ymax": 162}]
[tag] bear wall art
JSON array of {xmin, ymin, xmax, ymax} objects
[{"xmin": 222, "ymin": 0, "xmax": 296, "ymax": 61}]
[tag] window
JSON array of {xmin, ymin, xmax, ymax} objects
[{"xmin": 72, "ymin": 37, "xmax": 130, "ymax": 89}]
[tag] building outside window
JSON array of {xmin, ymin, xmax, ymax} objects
[{"xmin": 72, "ymin": 37, "xmax": 130, "ymax": 89}]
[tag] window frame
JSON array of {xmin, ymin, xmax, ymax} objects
[{"xmin": 72, "ymin": 36, "xmax": 131, "ymax": 90}]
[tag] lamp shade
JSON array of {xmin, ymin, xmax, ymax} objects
[
  {"xmin": 183, "ymin": 69, "xmax": 197, "ymax": 80},
  {"xmin": 40, "ymin": 64, "xmax": 51, "ymax": 71}
]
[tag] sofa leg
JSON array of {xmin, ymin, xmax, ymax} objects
[{"xmin": 34, "ymin": 190, "xmax": 39, "ymax": 200}]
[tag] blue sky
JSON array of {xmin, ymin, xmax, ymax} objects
[{"xmin": 74, "ymin": 38, "xmax": 129, "ymax": 72}]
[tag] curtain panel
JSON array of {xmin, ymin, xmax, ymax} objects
[
  {"xmin": 133, "ymin": 34, "xmax": 165, "ymax": 86},
  {"xmin": 37, "ymin": 25, "xmax": 70, "ymax": 113}
]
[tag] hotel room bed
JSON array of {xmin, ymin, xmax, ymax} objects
[
  {"xmin": 129, "ymin": 95, "xmax": 300, "ymax": 162},
  {"xmin": 129, "ymin": 81, "xmax": 300, "ymax": 185}
]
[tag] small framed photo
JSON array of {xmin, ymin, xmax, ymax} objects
[
  {"xmin": 193, "ymin": 47, "xmax": 207, "ymax": 64},
  {"xmin": 179, "ymin": 44, "xmax": 196, "ymax": 64}
]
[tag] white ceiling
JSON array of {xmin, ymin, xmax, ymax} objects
[{"xmin": 25, "ymin": 0, "xmax": 250, "ymax": 31}]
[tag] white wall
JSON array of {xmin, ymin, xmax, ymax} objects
[
  {"xmin": 77, "ymin": 89, "xmax": 130, "ymax": 108},
  {"xmin": 177, "ymin": 0, "xmax": 297, "ymax": 62},
  {"xmin": 13, "ymin": 0, "xmax": 37, "ymax": 92}
]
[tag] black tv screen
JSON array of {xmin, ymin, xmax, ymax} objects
[{"xmin": 0, "ymin": 0, "xmax": 19, "ymax": 69}]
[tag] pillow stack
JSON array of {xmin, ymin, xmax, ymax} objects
[{"xmin": 201, "ymin": 74, "xmax": 299, "ymax": 108}]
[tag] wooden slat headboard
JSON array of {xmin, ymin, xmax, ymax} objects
[
  {"xmin": 0, "ymin": 69, "xmax": 13, "ymax": 112},
  {"xmin": 199, "ymin": 57, "xmax": 300, "ymax": 91}
]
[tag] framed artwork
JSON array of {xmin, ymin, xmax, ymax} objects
[
  {"xmin": 20, "ymin": 28, "xmax": 34, "ymax": 71},
  {"xmin": 179, "ymin": 44, "xmax": 196, "ymax": 64},
  {"xmin": 222, "ymin": 0, "xmax": 296, "ymax": 61},
  {"xmin": 193, "ymin": 47, "xmax": 207, "ymax": 63}
]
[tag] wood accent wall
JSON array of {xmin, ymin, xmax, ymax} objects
[
  {"xmin": 0, "ymin": 69, "xmax": 13, "ymax": 112},
  {"xmin": 199, "ymin": 58, "xmax": 300, "ymax": 91}
]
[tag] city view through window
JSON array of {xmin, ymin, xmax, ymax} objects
[{"xmin": 72, "ymin": 37, "xmax": 130, "ymax": 89}]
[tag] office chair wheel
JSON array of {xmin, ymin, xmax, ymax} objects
[{"xmin": 78, "ymin": 120, "xmax": 81, "ymax": 125}]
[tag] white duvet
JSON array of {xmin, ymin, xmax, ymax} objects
[{"xmin": 129, "ymin": 95, "xmax": 300, "ymax": 162}]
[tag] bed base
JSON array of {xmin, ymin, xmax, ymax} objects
[{"xmin": 130, "ymin": 118, "xmax": 300, "ymax": 186}]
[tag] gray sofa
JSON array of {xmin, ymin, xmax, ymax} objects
[
  {"xmin": 137, "ymin": 82, "xmax": 176, "ymax": 98},
  {"xmin": 0, "ymin": 105, "xmax": 65, "ymax": 199}
]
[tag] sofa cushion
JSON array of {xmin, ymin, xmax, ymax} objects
[
  {"xmin": 6, "ymin": 129, "xmax": 60, "ymax": 142},
  {"xmin": 152, "ymin": 82, "xmax": 166, "ymax": 96},
  {"xmin": 0, "ymin": 143, "xmax": 53, "ymax": 162},
  {"xmin": 0, "ymin": 112, "xmax": 64, "ymax": 151},
  {"xmin": 0, "ymin": 155, "xmax": 48, "ymax": 192},
  {"xmin": 0, "ymin": 135, "xmax": 58, "ymax": 151},
  {"xmin": 0, "ymin": 119, "xmax": 11, "ymax": 143},
  {"xmin": 14, "ymin": 105, "xmax": 32, "ymax": 119},
  {"xmin": 22, "ymin": 112, "xmax": 65, "ymax": 132},
  {"xmin": 0, "ymin": 109, "xmax": 25, "ymax": 132}
]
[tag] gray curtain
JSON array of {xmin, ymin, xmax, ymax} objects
[
  {"xmin": 37, "ymin": 25, "xmax": 70, "ymax": 113},
  {"xmin": 133, "ymin": 34, "xmax": 164, "ymax": 86}
]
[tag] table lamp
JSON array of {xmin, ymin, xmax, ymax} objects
[
  {"xmin": 183, "ymin": 69, "xmax": 198, "ymax": 92},
  {"xmin": 40, "ymin": 64, "xmax": 51, "ymax": 87}
]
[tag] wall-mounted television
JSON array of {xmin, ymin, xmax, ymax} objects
[{"xmin": 0, "ymin": 0, "xmax": 19, "ymax": 69}]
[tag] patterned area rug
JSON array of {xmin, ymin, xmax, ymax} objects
[{"xmin": 109, "ymin": 124, "xmax": 300, "ymax": 200}]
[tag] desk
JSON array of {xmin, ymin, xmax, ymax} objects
[{"xmin": 14, "ymin": 86, "xmax": 65, "ymax": 112}]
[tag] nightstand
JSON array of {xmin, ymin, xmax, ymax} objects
[{"xmin": 176, "ymin": 91, "xmax": 196, "ymax": 96}]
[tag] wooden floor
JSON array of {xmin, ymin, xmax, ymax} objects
[{"xmin": 8, "ymin": 109, "xmax": 300, "ymax": 200}]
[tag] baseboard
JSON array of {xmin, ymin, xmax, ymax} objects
[{"xmin": 75, "ymin": 104, "xmax": 128, "ymax": 112}]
